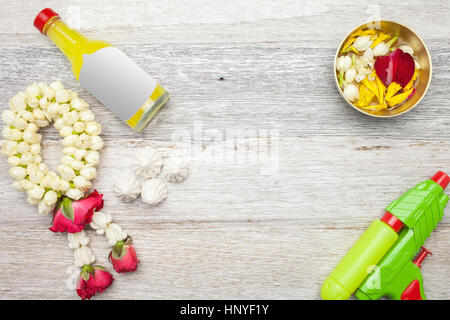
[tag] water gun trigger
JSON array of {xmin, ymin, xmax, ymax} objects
[{"xmin": 401, "ymin": 280, "xmax": 423, "ymax": 300}]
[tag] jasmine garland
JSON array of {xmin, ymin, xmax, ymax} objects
[{"xmin": 1, "ymin": 81, "xmax": 139, "ymax": 299}]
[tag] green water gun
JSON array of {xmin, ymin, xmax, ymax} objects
[{"xmin": 321, "ymin": 171, "xmax": 449, "ymax": 300}]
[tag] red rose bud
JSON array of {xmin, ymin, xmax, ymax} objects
[
  {"xmin": 50, "ymin": 190, "xmax": 104, "ymax": 233},
  {"xmin": 109, "ymin": 239, "xmax": 140, "ymax": 273},
  {"xmin": 76, "ymin": 265, "xmax": 114, "ymax": 300}
]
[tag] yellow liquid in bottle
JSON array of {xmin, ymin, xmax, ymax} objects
[{"xmin": 44, "ymin": 17, "xmax": 169, "ymax": 131}]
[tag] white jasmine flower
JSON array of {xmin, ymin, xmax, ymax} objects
[
  {"xmin": 62, "ymin": 135, "xmax": 78, "ymax": 147},
  {"xmin": 23, "ymin": 131, "xmax": 41, "ymax": 144},
  {"xmin": 336, "ymin": 55, "xmax": 352, "ymax": 72},
  {"xmin": 35, "ymin": 119, "xmax": 50, "ymax": 128},
  {"xmin": 79, "ymin": 110, "xmax": 95, "ymax": 122},
  {"xmin": 373, "ymin": 42, "xmax": 389, "ymax": 56},
  {"xmin": 66, "ymin": 188, "xmax": 84, "ymax": 200},
  {"xmin": 7, "ymin": 156, "xmax": 21, "ymax": 166},
  {"xmin": 89, "ymin": 135, "xmax": 103, "ymax": 150},
  {"xmin": 62, "ymin": 110, "xmax": 79, "ymax": 126},
  {"xmin": 21, "ymin": 110, "xmax": 34, "ymax": 122},
  {"xmin": 58, "ymin": 165, "xmax": 76, "ymax": 181},
  {"xmin": 50, "ymin": 81, "xmax": 64, "ymax": 91},
  {"xmin": 27, "ymin": 195, "xmax": 41, "ymax": 205},
  {"xmin": 61, "ymin": 155, "xmax": 74, "ymax": 166},
  {"xmin": 343, "ymin": 84, "xmax": 359, "ymax": 102},
  {"xmin": 73, "ymin": 121, "xmax": 85, "ymax": 133},
  {"xmin": 76, "ymin": 133, "xmax": 91, "ymax": 149},
  {"xmin": 85, "ymin": 151, "xmax": 100, "ymax": 165},
  {"xmin": 73, "ymin": 176, "xmax": 91, "ymax": 191},
  {"xmin": 85, "ymin": 122, "xmax": 101, "ymax": 136},
  {"xmin": 9, "ymin": 166, "xmax": 26, "ymax": 180},
  {"xmin": 2, "ymin": 110, "xmax": 16, "ymax": 125},
  {"xmin": 12, "ymin": 117, "xmax": 28, "ymax": 130},
  {"xmin": 29, "ymin": 185, "xmax": 45, "ymax": 200},
  {"xmin": 28, "ymin": 167, "xmax": 45, "ymax": 184},
  {"xmin": 26, "ymin": 97, "xmax": 39, "ymax": 109},
  {"xmin": 69, "ymin": 90, "xmax": 78, "ymax": 101},
  {"xmin": 44, "ymin": 190, "xmax": 58, "ymax": 206},
  {"xmin": 38, "ymin": 163, "xmax": 49, "ymax": 175},
  {"xmin": 10, "ymin": 93, "xmax": 27, "ymax": 112},
  {"xmin": 58, "ymin": 103, "xmax": 71, "ymax": 116},
  {"xmin": 40, "ymin": 173, "xmax": 55, "ymax": 188},
  {"xmin": 32, "ymin": 108, "xmax": 46, "ymax": 121},
  {"xmin": 70, "ymin": 160, "xmax": 84, "ymax": 171},
  {"xmin": 32, "ymin": 154, "xmax": 42, "ymax": 164},
  {"xmin": 353, "ymin": 36, "xmax": 373, "ymax": 51},
  {"xmin": 59, "ymin": 126, "xmax": 74, "ymax": 138},
  {"xmin": 25, "ymin": 123, "xmax": 39, "ymax": 133},
  {"xmin": 345, "ymin": 68, "xmax": 357, "ymax": 83},
  {"xmin": 42, "ymin": 86, "xmax": 56, "ymax": 99},
  {"xmin": 46, "ymin": 102, "xmax": 60, "ymax": 119},
  {"xmin": 38, "ymin": 200, "xmax": 54, "ymax": 215},
  {"xmin": 80, "ymin": 167, "xmax": 96, "ymax": 180},
  {"xmin": 73, "ymin": 149, "xmax": 87, "ymax": 161},
  {"xmin": 30, "ymin": 143, "xmax": 41, "ymax": 155},
  {"xmin": 39, "ymin": 97, "xmax": 49, "ymax": 110},
  {"xmin": 25, "ymin": 83, "xmax": 41, "ymax": 98},
  {"xmin": 17, "ymin": 141, "xmax": 30, "ymax": 154},
  {"xmin": 20, "ymin": 179, "xmax": 36, "ymax": 191},
  {"xmin": 364, "ymin": 48, "xmax": 374, "ymax": 61},
  {"xmin": 54, "ymin": 118, "xmax": 65, "ymax": 131},
  {"xmin": 3, "ymin": 127, "xmax": 22, "ymax": 141},
  {"xmin": 12, "ymin": 180, "xmax": 25, "ymax": 192},
  {"xmin": 2, "ymin": 140, "xmax": 18, "ymax": 156},
  {"xmin": 20, "ymin": 153, "xmax": 33, "ymax": 165},
  {"xmin": 71, "ymin": 98, "xmax": 88, "ymax": 111},
  {"xmin": 62, "ymin": 146, "xmax": 77, "ymax": 155},
  {"xmin": 55, "ymin": 89, "xmax": 70, "ymax": 103}
]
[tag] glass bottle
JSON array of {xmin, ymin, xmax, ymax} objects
[{"xmin": 34, "ymin": 8, "xmax": 170, "ymax": 131}]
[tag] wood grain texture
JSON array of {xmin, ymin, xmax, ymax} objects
[{"xmin": 0, "ymin": 0, "xmax": 449, "ymax": 299}]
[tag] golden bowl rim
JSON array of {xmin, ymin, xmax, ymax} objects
[{"xmin": 334, "ymin": 20, "xmax": 432, "ymax": 118}]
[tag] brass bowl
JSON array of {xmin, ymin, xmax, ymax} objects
[{"xmin": 334, "ymin": 21, "xmax": 432, "ymax": 117}]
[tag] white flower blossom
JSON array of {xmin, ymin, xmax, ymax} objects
[
  {"xmin": 29, "ymin": 185, "xmax": 45, "ymax": 200},
  {"xmin": 85, "ymin": 151, "xmax": 100, "ymax": 165},
  {"xmin": 9, "ymin": 166, "xmax": 27, "ymax": 180},
  {"xmin": 353, "ymin": 36, "xmax": 373, "ymax": 52},
  {"xmin": 38, "ymin": 200, "xmax": 54, "ymax": 215},
  {"xmin": 73, "ymin": 176, "xmax": 91, "ymax": 191},
  {"xmin": 71, "ymin": 98, "xmax": 88, "ymax": 111},
  {"xmin": 73, "ymin": 121, "xmax": 85, "ymax": 133},
  {"xmin": 55, "ymin": 89, "xmax": 70, "ymax": 103},
  {"xmin": 59, "ymin": 126, "xmax": 74, "ymax": 138},
  {"xmin": 66, "ymin": 188, "xmax": 84, "ymax": 200},
  {"xmin": 2, "ymin": 140, "xmax": 18, "ymax": 156},
  {"xmin": 73, "ymin": 149, "xmax": 87, "ymax": 161},
  {"xmin": 90, "ymin": 136, "xmax": 103, "ymax": 150},
  {"xmin": 7, "ymin": 156, "xmax": 21, "ymax": 166},
  {"xmin": 85, "ymin": 122, "xmax": 101, "ymax": 135},
  {"xmin": 62, "ymin": 110, "xmax": 79, "ymax": 126},
  {"xmin": 79, "ymin": 110, "xmax": 95, "ymax": 122},
  {"xmin": 58, "ymin": 103, "xmax": 71, "ymax": 116},
  {"xmin": 17, "ymin": 141, "xmax": 30, "ymax": 154},
  {"xmin": 12, "ymin": 117, "xmax": 28, "ymax": 130},
  {"xmin": 62, "ymin": 135, "xmax": 78, "ymax": 147},
  {"xmin": 54, "ymin": 118, "xmax": 65, "ymax": 131},
  {"xmin": 399, "ymin": 45, "xmax": 414, "ymax": 56},
  {"xmin": 30, "ymin": 143, "xmax": 41, "ymax": 155},
  {"xmin": 42, "ymin": 86, "xmax": 56, "ymax": 99},
  {"xmin": 76, "ymin": 133, "xmax": 91, "ymax": 149},
  {"xmin": 336, "ymin": 55, "xmax": 352, "ymax": 72},
  {"xmin": 70, "ymin": 160, "xmax": 84, "ymax": 171},
  {"xmin": 343, "ymin": 84, "xmax": 359, "ymax": 102},
  {"xmin": 2, "ymin": 110, "xmax": 16, "ymax": 125},
  {"xmin": 58, "ymin": 165, "xmax": 77, "ymax": 181},
  {"xmin": 373, "ymin": 42, "xmax": 389, "ymax": 56},
  {"xmin": 345, "ymin": 68, "xmax": 357, "ymax": 83},
  {"xmin": 10, "ymin": 93, "xmax": 27, "ymax": 112},
  {"xmin": 44, "ymin": 190, "xmax": 58, "ymax": 206},
  {"xmin": 25, "ymin": 83, "xmax": 41, "ymax": 98},
  {"xmin": 80, "ymin": 167, "xmax": 96, "ymax": 180}
]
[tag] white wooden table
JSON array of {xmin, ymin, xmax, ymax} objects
[{"xmin": 0, "ymin": 0, "xmax": 449, "ymax": 299}]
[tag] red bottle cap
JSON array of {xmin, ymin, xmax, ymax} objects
[
  {"xmin": 431, "ymin": 171, "xmax": 450, "ymax": 190},
  {"xmin": 34, "ymin": 8, "xmax": 59, "ymax": 33}
]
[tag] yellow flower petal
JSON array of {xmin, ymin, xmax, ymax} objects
[
  {"xmin": 386, "ymin": 87, "xmax": 414, "ymax": 107},
  {"xmin": 356, "ymin": 83, "xmax": 375, "ymax": 107},
  {"xmin": 342, "ymin": 37, "xmax": 356, "ymax": 52},
  {"xmin": 375, "ymin": 76, "xmax": 386, "ymax": 104},
  {"xmin": 371, "ymin": 32, "xmax": 390, "ymax": 48},
  {"xmin": 361, "ymin": 103, "xmax": 387, "ymax": 110},
  {"xmin": 350, "ymin": 46, "xmax": 360, "ymax": 54},
  {"xmin": 403, "ymin": 69, "xmax": 418, "ymax": 92},
  {"xmin": 386, "ymin": 82, "xmax": 402, "ymax": 100}
]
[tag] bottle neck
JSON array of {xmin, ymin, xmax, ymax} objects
[{"xmin": 44, "ymin": 18, "xmax": 88, "ymax": 58}]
